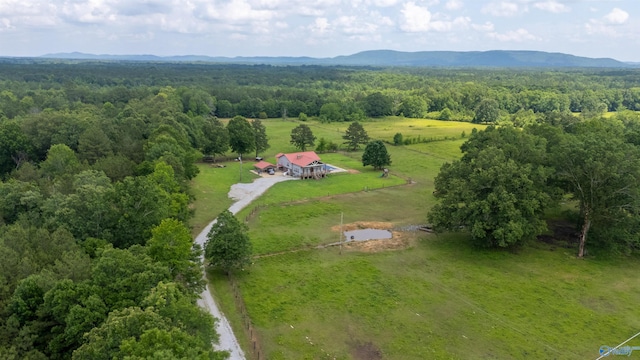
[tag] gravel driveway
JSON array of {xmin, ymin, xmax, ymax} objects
[{"xmin": 195, "ymin": 174, "xmax": 298, "ymax": 360}]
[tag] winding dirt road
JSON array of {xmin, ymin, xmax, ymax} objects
[{"xmin": 195, "ymin": 174, "xmax": 297, "ymax": 359}]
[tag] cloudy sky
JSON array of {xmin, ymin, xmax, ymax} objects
[{"xmin": 1, "ymin": 0, "xmax": 639, "ymax": 61}]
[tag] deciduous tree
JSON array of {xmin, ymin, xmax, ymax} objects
[
  {"xmin": 252, "ymin": 118, "xmax": 269, "ymax": 158},
  {"xmin": 147, "ymin": 219, "xmax": 203, "ymax": 292},
  {"xmin": 290, "ymin": 124, "xmax": 316, "ymax": 151},
  {"xmin": 227, "ymin": 116, "xmax": 255, "ymax": 159},
  {"xmin": 473, "ymin": 98, "xmax": 500, "ymax": 124},
  {"xmin": 428, "ymin": 127, "xmax": 552, "ymax": 248},
  {"xmin": 362, "ymin": 140, "xmax": 392, "ymax": 170},
  {"xmin": 204, "ymin": 210, "xmax": 251, "ymax": 273},
  {"xmin": 364, "ymin": 92, "xmax": 393, "ymax": 117},
  {"xmin": 201, "ymin": 117, "xmax": 229, "ymax": 162},
  {"xmin": 552, "ymin": 120, "xmax": 640, "ymax": 257}
]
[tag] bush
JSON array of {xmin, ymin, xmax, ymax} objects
[{"xmin": 393, "ymin": 132, "xmax": 403, "ymax": 146}]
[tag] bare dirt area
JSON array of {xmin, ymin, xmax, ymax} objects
[
  {"xmin": 331, "ymin": 221, "xmax": 420, "ymax": 253},
  {"xmin": 349, "ymin": 340, "xmax": 383, "ymax": 360},
  {"xmin": 330, "ymin": 221, "xmax": 394, "ymax": 232},
  {"xmin": 347, "ymin": 169, "xmax": 361, "ymax": 174}
]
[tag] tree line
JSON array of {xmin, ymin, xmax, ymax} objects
[
  {"xmin": 0, "ymin": 81, "xmax": 244, "ymax": 358},
  {"xmin": 2, "ymin": 61, "xmax": 640, "ymax": 124},
  {"xmin": 428, "ymin": 113, "xmax": 640, "ymax": 257}
]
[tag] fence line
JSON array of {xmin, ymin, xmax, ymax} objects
[
  {"xmin": 244, "ymin": 204, "xmax": 264, "ymax": 224},
  {"xmin": 227, "ymin": 273, "xmax": 265, "ymax": 360}
]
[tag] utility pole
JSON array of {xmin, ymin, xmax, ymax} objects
[{"xmin": 339, "ymin": 212, "xmax": 343, "ymax": 255}]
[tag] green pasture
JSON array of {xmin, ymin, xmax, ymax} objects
[
  {"xmin": 192, "ymin": 117, "xmax": 640, "ymax": 359},
  {"xmin": 230, "ymin": 234, "xmax": 639, "ymax": 359}
]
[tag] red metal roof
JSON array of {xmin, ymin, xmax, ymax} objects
[
  {"xmin": 278, "ymin": 151, "xmax": 321, "ymax": 167},
  {"xmin": 254, "ymin": 161, "xmax": 276, "ymax": 170}
]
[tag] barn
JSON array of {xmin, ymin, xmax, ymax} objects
[{"xmin": 276, "ymin": 151, "xmax": 326, "ymax": 179}]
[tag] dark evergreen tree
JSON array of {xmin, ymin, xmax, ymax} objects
[{"xmin": 342, "ymin": 121, "xmax": 369, "ymax": 151}]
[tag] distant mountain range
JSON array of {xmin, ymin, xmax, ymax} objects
[{"xmin": 38, "ymin": 50, "xmax": 634, "ymax": 68}]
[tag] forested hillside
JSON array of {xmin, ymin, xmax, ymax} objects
[{"xmin": 2, "ymin": 60, "xmax": 640, "ymax": 358}]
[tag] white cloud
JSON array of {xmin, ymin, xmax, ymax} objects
[
  {"xmin": 60, "ymin": 0, "xmax": 117, "ymax": 24},
  {"xmin": 309, "ymin": 17, "xmax": 330, "ymax": 35},
  {"xmin": 445, "ymin": 0, "xmax": 463, "ymax": 11},
  {"xmin": 604, "ymin": 7, "xmax": 628, "ymax": 25},
  {"xmin": 400, "ymin": 2, "xmax": 469, "ymax": 32},
  {"xmin": 585, "ymin": 20, "xmax": 616, "ymax": 36},
  {"xmin": 0, "ymin": 0, "xmax": 59, "ymax": 28},
  {"xmin": 369, "ymin": 10, "xmax": 394, "ymax": 26},
  {"xmin": 533, "ymin": 1, "xmax": 569, "ymax": 14},
  {"xmin": 584, "ymin": 7, "xmax": 629, "ymax": 37},
  {"xmin": 334, "ymin": 16, "xmax": 378, "ymax": 35},
  {"xmin": 199, "ymin": 0, "xmax": 274, "ymax": 23},
  {"xmin": 488, "ymin": 28, "xmax": 538, "ymax": 42},
  {"xmin": 481, "ymin": 2, "xmax": 521, "ymax": 17},
  {"xmin": 472, "ymin": 21, "xmax": 494, "ymax": 32},
  {"xmin": 400, "ymin": 2, "xmax": 434, "ymax": 32},
  {"xmin": 371, "ymin": 0, "xmax": 400, "ymax": 7}
]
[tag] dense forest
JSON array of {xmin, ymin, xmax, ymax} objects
[{"xmin": 2, "ymin": 60, "xmax": 640, "ymax": 358}]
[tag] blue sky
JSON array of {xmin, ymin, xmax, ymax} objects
[{"xmin": 0, "ymin": 0, "xmax": 638, "ymax": 61}]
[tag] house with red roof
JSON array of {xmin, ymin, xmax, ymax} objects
[{"xmin": 276, "ymin": 151, "xmax": 326, "ymax": 179}]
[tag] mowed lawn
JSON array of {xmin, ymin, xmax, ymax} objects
[{"xmin": 193, "ymin": 118, "xmax": 640, "ymax": 359}]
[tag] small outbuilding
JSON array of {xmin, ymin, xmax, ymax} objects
[
  {"xmin": 253, "ymin": 160, "xmax": 276, "ymax": 174},
  {"xmin": 276, "ymin": 151, "xmax": 326, "ymax": 179}
]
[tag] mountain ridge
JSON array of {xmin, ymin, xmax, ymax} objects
[{"xmin": 38, "ymin": 50, "xmax": 633, "ymax": 68}]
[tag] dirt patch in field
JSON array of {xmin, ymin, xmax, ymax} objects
[
  {"xmin": 330, "ymin": 221, "xmax": 419, "ymax": 253},
  {"xmin": 330, "ymin": 221, "xmax": 393, "ymax": 232},
  {"xmin": 347, "ymin": 169, "xmax": 361, "ymax": 174},
  {"xmin": 349, "ymin": 340, "xmax": 382, "ymax": 360}
]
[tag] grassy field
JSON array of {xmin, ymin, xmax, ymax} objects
[
  {"xmin": 189, "ymin": 161, "xmax": 259, "ymax": 235},
  {"xmin": 192, "ymin": 118, "xmax": 640, "ymax": 359}
]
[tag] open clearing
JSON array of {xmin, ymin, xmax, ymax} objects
[{"xmin": 191, "ymin": 118, "xmax": 640, "ymax": 359}]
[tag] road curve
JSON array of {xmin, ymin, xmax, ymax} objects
[{"xmin": 195, "ymin": 175, "xmax": 297, "ymax": 359}]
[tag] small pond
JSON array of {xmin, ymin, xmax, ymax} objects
[{"xmin": 343, "ymin": 229, "xmax": 392, "ymax": 242}]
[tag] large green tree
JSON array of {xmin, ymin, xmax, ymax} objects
[
  {"xmin": 362, "ymin": 140, "xmax": 392, "ymax": 170},
  {"xmin": 342, "ymin": 121, "xmax": 370, "ymax": 151},
  {"xmin": 401, "ymin": 95, "xmax": 428, "ymax": 118},
  {"xmin": 226, "ymin": 116, "xmax": 255, "ymax": 159},
  {"xmin": 552, "ymin": 120, "xmax": 640, "ymax": 257},
  {"xmin": 290, "ymin": 124, "xmax": 316, "ymax": 151},
  {"xmin": 428, "ymin": 126, "xmax": 552, "ymax": 248},
  {"xmin": 0, "ymin": 121, "xmax": 32, "ymax": 179},
  {"xmin": 201, "ymin": 117, "xmax": 229, "ymax": 161},
  {"xmin": 363, "ymin": 92, "xmax": 393, "ymax": 117},
  {"xmin": 319, "ymin": 103, "xmax": 343, "ymax": 123},
  {"xmin": 147, "ymin": 219, "xmax": 203, "ymax": 292},
  {"xmin": 473, "ymin": 98, "xmax": 500, "ymax": 124},
  {"xmin": 252, "ymin": 118, "xmax": 269, "ymax": 158},
  {"xmin": 204, "ymin": 210, "xmax": 251, "ymax": 273}
]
